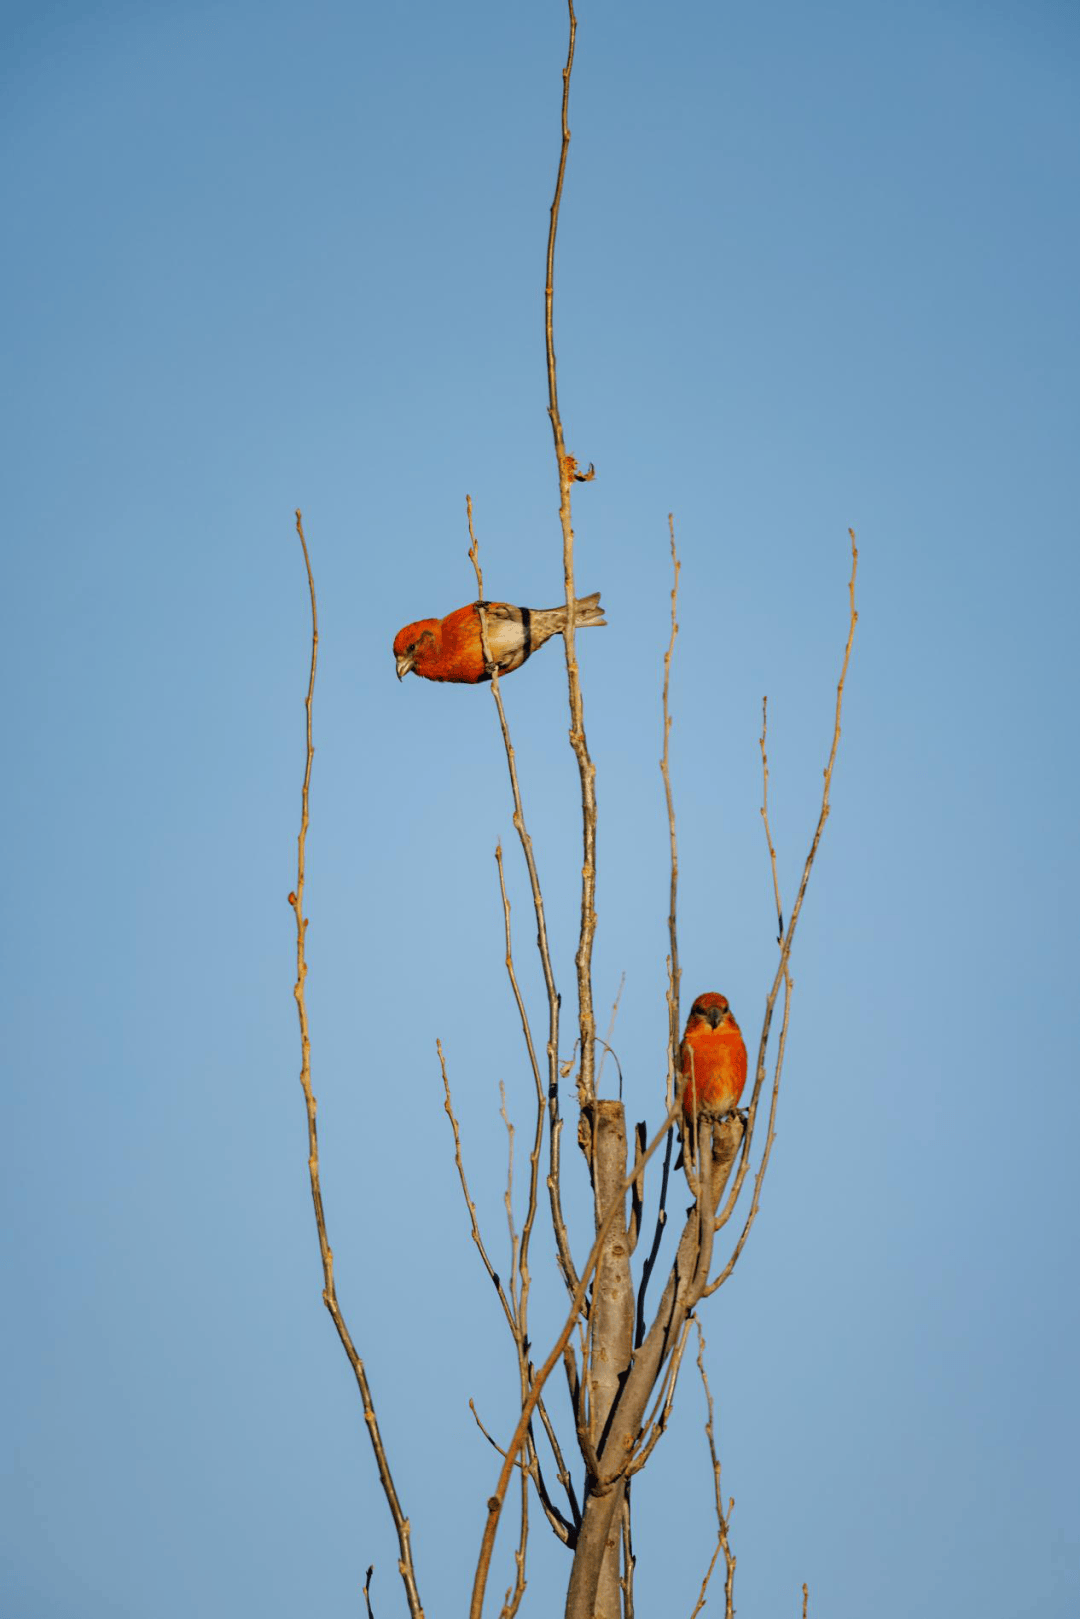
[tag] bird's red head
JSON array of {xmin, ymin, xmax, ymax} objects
[
  {"xmin": 393, "ymin": 618, "xmax": 438, "ymax": 680},
  {"xmin": 687, "ymin": 992, "xmax": 734, "ymax": 1030}
]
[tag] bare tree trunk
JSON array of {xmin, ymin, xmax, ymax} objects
[
  {"xmin": 565, "ymin": 1119, "xmax": 743, "ymax": 1619},
  {"xmin": 580, "ymin": 1101, "xmax": 635, "ymax": 1616}
]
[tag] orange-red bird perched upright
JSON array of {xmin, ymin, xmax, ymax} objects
[
  {"xmin": 393, "ymin": 594, "xmax": 606, "ymax": 684},
  {"xmin": 680, "ymin": 992, "xmax": 748, "ymax": 1123}
]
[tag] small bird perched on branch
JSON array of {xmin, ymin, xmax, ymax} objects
[
  {"xmin": 680, "ymin": 992, "xmax": 748, "ymax": 1126},
  {"xmin": 393, "ymin": 594, "xmax": 606, "ymax": 683}
]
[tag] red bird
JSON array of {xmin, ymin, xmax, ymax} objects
[
  {"xmin": 680, "ymin": 993, "xmax": 748, "ymax": 1123},
  {"xmin": 393, "ymin": 593, "xmax": 606, "ymax": 684}
]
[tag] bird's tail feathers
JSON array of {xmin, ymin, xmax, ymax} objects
[
  {"xmin": 528, "ymin": 593, "xmax": 607, "ymax": 644},
  {"xmin": 571, "ymin": 591, "xmax": 606, "ymax": 628}
]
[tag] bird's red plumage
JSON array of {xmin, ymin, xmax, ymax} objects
[
  {"xmin": 680, "ymin": 993, "xmax": 747, "ymax": 1120},
  {"xmin": 393, "ymin": 595, "xmax": 605, "ymax": 684}
]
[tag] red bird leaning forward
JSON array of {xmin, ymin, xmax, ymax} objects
[
  {"xmin": 393, "ymin": 594, "xmax": 606, "ymax": 684},
  {"xmin": 680, "ymin": 992, "xmax": 748, "ymax": 1123}
]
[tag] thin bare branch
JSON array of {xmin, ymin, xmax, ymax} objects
[
  {"xmin": 596, "ymin": 1039, "xmax": 624, "ymax": 1099},
  {"xmin": 544, "ymin": 0, "xmax": 575, "ymax": 441},
  {"xmin": 493, "ymin": 845, "xmax": 546, "ymax": 1315},
  {"xmin": 444, "ymin": 1040, "xmax": 574, "ymax": 1545},
  {"xmin": 634, "ymin": 1116, "xmax": 674, "ymax": 1347},
  {"xmin": 628, "ymin": 508, "xmax": 689, "ymax": 1353},
  {"xmin": 493, "ymin": 845, "xmax": 543, "ymax": 1118},
  {"xmin": 760, "ymin": 695, "xmax": 784, "ymax": 944},
  {"xmin": 632, "ymin": 518, "xmax": 685, "ymax": 1346},
  {"xmin": 469, "ymin": 505, "xmax": 585, "ymax": 1525},
  {"xmin": 706, "ymin": 962, "xmax": 792, "ymax": 1295},
  {"xmin": 466, "ymin": 496, "xmax": 579, "ymax": 1300},
  {"xmin": 499, "ymin": 1082, "xmax": 521, "ymax": 1311},
  {"xmin": 628, "ymin": 1119, "xmax": 646, "ymax": 1256},
  {"xmin": 469, "ymin": 1400, "xmax": 514, "ymax": 1463},
  {"xmin": 563, "ymin": 1337, "xmax": 582, "ymax": 1420},
  {"xmin": 363, "ymin": 1566, "xmax": 375, "ymax": 1619},
  {"xmin": 529, "ymin": 1450, "xmax": 576, "ymax": 1547},
  {"xmin": 499, "ymin": 1458, "xmax": 529, "ymax": 1619},
  {"xmin": 440, "ymin": 1042, "xmax": 519, "ymax": 1334},
  {"xmin": 620, "ymin": 1489, "xmax": 636, "ymax": 1619},
  {"xmin": 443, "ymin": 1043, "xmax": 534, "ymax": 1606},
  {"xmin": 572, "ymin": 1314, "xmax": 601, "ymax": 1486},
  {"xmin": 535, "ymin": 1377, "xmax": 582, "ymax": 1531},
  {"xmin": 544, "ymin": 0, "xmax": 599, "ymax": 1111},
  {"xmin": 690, "ymin": 1538, "xmax": 723, "ymax": 1619},
  {"xmin": 288, "ymin": 512, "xmax": 424, "ymax": 1619},
  {"xmin": 689, "ymin": 1323, "xmax": 735, "ymax": 1619},
  {"xmin": 623, "ymin": 1314, "xmax": 694, "ymax": 1479},
  {"xmin": 489, "ymin": 842, "xmax": 581, "ymax": 1544},
  {"xmin": 596, "ymin": 972, "xmax": 626, "ymax": 1092},
  {"xmin": 803, "ymin": 1582, "xmax": 810, "ymax": 1619},
  {"xmin": 711, "ymin": 531, "xmax": 859, "ymax": 1261},
  {"xmin": 661, "ymin": 515, "xmax": 683, "ymax": 1105},
  {"xmin": 471, "ymin": 1403, "xmax": 575, "ymax": 1551},
  {"xmin": 701, "ymin": 689, "xmax": 797, "ymax": 1289}
]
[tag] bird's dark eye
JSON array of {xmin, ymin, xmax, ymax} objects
[{"xmin": 407, "ymin": 641, "xmax": 416, "ymax": 654}]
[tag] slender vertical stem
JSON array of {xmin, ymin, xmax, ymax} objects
[
  {"xmin": 544, "ymin": 0, "xmax": 598, "ymax": 1111},
  {"xmin": 690, "ymin": 1321, "xmax": 735, "ymax": 1619},
  {"xmin": 619, "ymin": 1489, "xmax": 635, "ymax": 1619},
  {"xmin": 661, "ymin": 515, "xmax": 682, "ymax": 1105},
  {"xmin": 289, "ymin": 512, "xmax": 424, "ymax": 1619},
  {"xmin": 759, "ymin": 696, "xmax": 784, "ymax": 944},
  {"xmin": 634, "ymin": 520, "xmax": 682, "ymax": 1343},
  {"xmin": 467, "ymin": 498, "xmax": 579, "ymax": 1298},
  {"xmin": 709, "ymin": 531, "xmax": 859, "ymax": 1273}
]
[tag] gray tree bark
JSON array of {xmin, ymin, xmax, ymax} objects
[
  {"xmin": 565, "ymin": 1116, "xmax": 743, "ymax": 1619},
  {"xmin": 580, "ymin": 1101, "xmax": 635, "ymax": 1617}
]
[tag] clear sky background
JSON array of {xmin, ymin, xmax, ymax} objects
[{"xmin": 3, "ymin": 1, "xmax": 1078, "ymax": 1615}]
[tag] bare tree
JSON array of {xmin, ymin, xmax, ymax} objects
[{"xmin": 287, "ymin": 5, "xmax": 857, "ymax": 1616}]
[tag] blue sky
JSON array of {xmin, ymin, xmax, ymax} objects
[{"xmin": 3, "ymin": 1, "xmax": 1078, "ymax": 1615}]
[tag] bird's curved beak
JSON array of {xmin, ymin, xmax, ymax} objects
[
  {"xmin": 706, "ymin": 1006, "xmax": 725, "ymax": 1029},
  {"xmin": 395, "ymin": 653, "xmax": 415, "ymax": 681}
]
